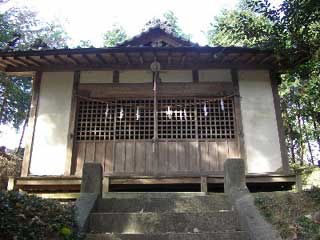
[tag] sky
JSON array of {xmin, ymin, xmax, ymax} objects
[
  {"xmin": 1, "ymin": 0, "xmax": 241, "ymax": 46},
  {"xmin": 0, "ymin": 0, "xmax": 283, "ymax": 149}
]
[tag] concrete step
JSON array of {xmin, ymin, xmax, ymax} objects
[
  {"xmin": 86, "ymin": 232, "xmax": 249, "ymax": 240},
  {"xmin": 88, "ymin": 212, "xmax": 241, "ymax": 234},
  {"xmin": 96, "ymin": 195, "xmax": 230, "ymax": 213}
]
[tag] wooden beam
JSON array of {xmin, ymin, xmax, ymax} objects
[
  {"xmin": 113, "ymin": 70, "xmax": 119, "ymax": 83},
  {"xmin": 259, "ymin": 54, "xmax": 274, "ymax": 64},
  {"xmin": 180, "ymin": 54, "xmax": 186, "ymax": 66},
  {"xmin": 1, "ymin": 57, "xmax": 19, "ymax": 67},
  {"xmin": 34, "ymin": 193, "xmax": 80, "ymax": 199},
  {"xmin": 110, "ymin": 53, "xmax": 118, "ymax": 64},
  {"xmin": 82, "ymin": 54, "xmax": 93, "ymax": 64},
  {"xmin": 167, "ymin": 52, "xmax": 172, "ymax": 65},
  {"xmin": 40, "ymin": 56, "xmax": 54, "ymax": 65},
  {"xmin": 21, "ymin": 72, "xmax": 42, "ymax": 177},
  {"xmin": 9, "ymin": 57, "xmax": 29, "ymax": 67},
  {"xmin": 231, "ymin": 69, "xmax": 247, "ymax": 168},
  {"xmin": 55, "ymin": 55, "xmax": 70, "ymax": 65},
  {"xmin": 139, "ymin": 53, "xmax": 144, "ymax": 65},
  {"xmin": 19, "ymin": 56, "xmax": 40, "ymax": 67},
  {"xmin": 96, "ymin": 54, "xmax": 107, "ymax": 64},
  {"xmin": 192, "ymin": 70, "xmax": 199, "ymax": 83},
  {"xmin": 103, "ymin": 177, "xmax": 110, "ymax": 193},
  {"xmin": 67, "ymin": 54, "xmax": 80, "ymax": 65},
  {"xmin": 25, "ymin": 56, "xmax": 41, "ymax": 66},
  {"xmin": 270, "ymin": 71, "xmax": 290, "ymax": 174},
  {"xmin": 201, "ymin": 176, "xmax": 208, "ymax": 193},
  {"xmin": 65, "ymin": 71, "xmax": 80, "ymax": 176},
  {"xmin": 124, "ymin": 53, "xmax": 132, "ymax": 65}
]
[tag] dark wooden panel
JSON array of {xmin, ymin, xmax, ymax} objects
[
  {"xmin": 115, "ymin": 142, "xmax": 125, "ymax": 172},
  {"xmin": 135, "ymin": 142, "xmax": 146, "ymax": 174},
  {"xmin": 208, "ymin": 141, "xmax": 219, "ymax": 171},
  {"xmin": 85, "ymin": 142, "xmax": 95, "ymax": 163},
  {"xmin": 95, "ymin": 142, "xmax": 105, "ymax": 164},
  {"xmin": 125, "ymin": 142, "xmax": 135, "ymax": 173},
  {"xmin": 78, "ymin": 82, "xmax": 234, "ymax": 98},
  {"xmin": 188, "ymin": 141, "xmax": 199, "ymax": 172},
  {"xmin": 158, "ymin": 141, "xmax": 168, "ymax": 174},
  {"xmin": 105, "ymin": 142, "xmax": 113, "ymax": 174},
  {"xmin": 75, "ymin": 142, "xmax": 86, "ymax": 176}
]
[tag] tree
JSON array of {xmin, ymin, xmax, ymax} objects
[
  {"xmin": 207, "ymin": 0, "xmax": 320, "ymax": 166},
  {"xmin": 103, "ymin": 23, "xmax": 127, "ymax": 47},
  {"xmin": 0, "ymin": 7, "xmax": 69, "ymax": 151},
  {"xmin": 143, "ymin": 11, "xmax": 191, "ymax": 40}
]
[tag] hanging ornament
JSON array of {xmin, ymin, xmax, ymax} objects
[
  {"xmin": 136, "ymin": 106, "xmax": 140, "ymax": 120},
  {"xmin": 220, "ymin": 99, "xmax": 225, "ymax": 111},
  {"xmin": 179, "ymin": 110, "xmax": 183, "ymax": 120},
  {"xmin": 184, "ymin": 109, "xmax": 188, "ymax": 120},
  {"xmin": 166, "ymin": 106, "xmax": 173, "ymax": 119},
  {"xmin": 119, "ymin": 107, "xmax": 124, "ymax": 119},
  {"xmin": 204, "ymin": 103, "xmax": 208, "ymax": 117},
  {"xmin": 105, "ymin": 104, "xmax": 109, "ymax": 118},
  {"xmin": 174, "ymin": 110, "xmax": 178, "ymax": 119}
]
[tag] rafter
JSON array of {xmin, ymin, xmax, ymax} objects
[
  {"xmin": 82, "ymin": 54, "xmax": 93, "ymax": 64},
  {"xmin": 25, "ymin": 56, "xmax": 41, "ymax": 66},
  {"xmin": 67, "ymin": 54, "xmax": 80, "ymax": 65},
  {"xmin": 95, "ymin": 54, "xmax": 107, "ymax": 64},
  {"xmin": 1, "ymin": 57, "xmax": 19, "ymax": 67},
  {"xmin": 40, "ymin": 56, "xmax": 55, "ymax": 65}
]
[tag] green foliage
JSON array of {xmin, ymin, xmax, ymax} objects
[
  {"xmin": 0, "ymin": 148, "xmax": 21, "ymax": 190},
  {"xmin": 0, "ymin": 7, "xmax": 69, "ymax": 131},
  {"xmin": 208, "ymin": 0, "xmax": 320, "ymax": 166},
  {"xmin": 103, "ymin": 23, "xmax": 127, "ymax": 47},
  {"xmin": 0, "ymin": 191, "xmax": 83, "ymax": 240},
  {"xmin": 143, "ymin": 11, "xmax": 191, "ymax": 41},
  {"xmin": 255, "ymin": 189, "xmax": 320, "ymax": 239}
]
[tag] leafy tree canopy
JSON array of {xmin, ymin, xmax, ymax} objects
[
  {"xmin": 103, "ymin": 23, "xmax": 128, "ymax": 47},
  {"xmin": 0, "ymin": 7, "xmax": 69, "ymax": 131},
  {"xmin": 207, "ymin": 0, "xmax": 320, "ymax": 166}
]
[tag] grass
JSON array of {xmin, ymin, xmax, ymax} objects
[{"xmin": 254, "ymin": 187, "xmax": 320, "ymax": 240}]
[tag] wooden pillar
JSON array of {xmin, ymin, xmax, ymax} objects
[
  {"xmin": 102, "ymin": 177, "xmax": 110, "ymax": 193},
  {"xmin": 21, "ymin": 72, "xmax": 42, "ymax": 177},
  {"xmin": 201, "ymin": 176, "xmax": 208, "ymax": 193},
  {"xmin": 65, "ymin": 71, "xmax": 80, "ymax": 176},
  {"xmin": 7, "ymin": 177, "xmax": 15, "ymax": 191},
  {"xmin": 231, "ymin": 69, "xmax": 246, "ymax": 169},
  {"xmin": 270, "ymin": 71, "xmax": 290, "ymax": 174}
]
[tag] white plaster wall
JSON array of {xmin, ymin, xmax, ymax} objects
[
  {"xmin": 199, "ymin": 69, "xmax": 232, "ymax": 82},
  {"xmin": 29, "ymin": 72, "xmax": 73, "ymax": 175},
  {"xmin": 161, "ymin": 70, "xmax": 192, "ymax": 82},
  {"xmin": 239, "ymin": 70, "xmax": 282, "ymax": 173},
  {"xmin": 80, "ymin": 71, "xmax": 113, "ymax": 83},
  {"xmin": 120, "ymin": 70, "xmax": 152, "ymax": 83}
]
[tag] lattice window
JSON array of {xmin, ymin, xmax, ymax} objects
[
  {"xmin": 76, "ymin": 97, "xmax": 235, "ymax": 141},
  {"xmin": 76, "ymin": 99, "xmax": 154, "ymax": 140}
]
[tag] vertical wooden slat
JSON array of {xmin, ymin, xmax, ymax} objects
[
  {"xmin": 75, "ymin": 142, "xmax": 86, "ymax": 176},
  {"xmin": 209, "ymin": 141, "xmax": 219, "ymax": 171},
  {"xmin": 231, "ymin": 69, "xmax": 246, "ymax": 163},
  {"xmin": 104, "ymin": 142, "xmax": 113, "ymax": 174},
  {"xmin": 125, "ymin": 142, "xmax": 134, "ymax": 173},
  {"xmin": 145, "ymin": 142, "xmax": 154, "ymax": 174},
  {"xmin": 95, "ymin": 142, "xmax": 105, "ymax": 165},
  {"xmin": 227, "ymin": 140, "xmax": 238, "ymax": 158},
  {"xmin": 21, "ymin": 71, "xmax": 42, "ymax": 177},
  {"xmin": 158, "ymin": 141, "xmax": 167, "ymax": 174},
  {"xmin": 200, "ymin": 141, "xmax": 210, "ymax": 173},
  {"xmin": 85, "ymin": 142, "xmax": 96, "ymax": 163},
  {"xmin": 65, "ymin": 71, "xmax": 80, "ymax": 176},
  {"xmin": 189, "ymin": 141, "xmax": 199, "ymax": 173},
  {"xmin": 217, "ymin": 141, "xmax": 228, "ymax": 172},
  {"xmin": 177, "ymin": 142, "xmax": 187, "ymax": 172},
  {"xmin": 115, "ymin": 142, "xmax": 125, "ymax": 172},
  {"xmin": 270, "ymin": 71, "xmax": 290, "ymax": 173},
  {"xmin": 135, "ymin": 142, "xmax": 146, "ymax": 174},
  {"xmin": 168, "ymin": 141, "xmax": 177, "ymax": 172}
]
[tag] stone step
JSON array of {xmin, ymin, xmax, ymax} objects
[
  {"xmin": 95, "ymin": 195, "xmax": 230, "ymax": 213},
  {"xmin": 102, "ymin": 192, "xmax": 210, "ymax": 199},
  {"xmin": 86, "ymin": 232, "xmax": 249, "ymax": 240},
  {"xmin": 88, "ymin": 212, "xmax": 241, "ymax": 234}
]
